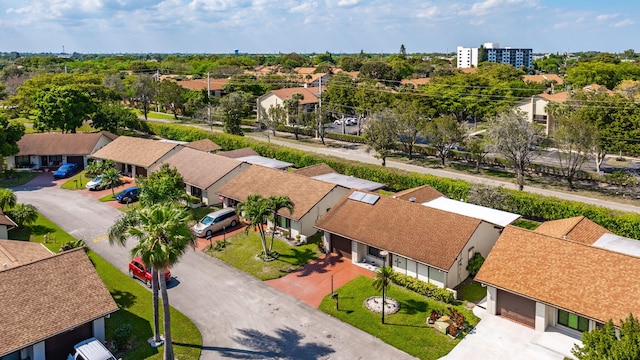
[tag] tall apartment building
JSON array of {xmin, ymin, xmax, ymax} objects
[
  {"xmin": 457, "ymin": 46, "xmax": 478, "ymax": 68},
  {"xmin": 487, "ymin": 47, "xmax": 533, "ymax": 69}
]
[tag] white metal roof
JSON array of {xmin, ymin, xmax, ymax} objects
[
  {"xmin": 592, "ymin": 233, "xmax": 640, "ymax": 257},
  {"xmin": 235, "ymin": 155, "xmax": 294, "ymax": 170},
  {"xmin": 312, "ymin": 173, "xmax": 385, "ymax": 191},
  {"xmin": 423, "ymin": 196, "xmax": 520, "ymax": 227}
]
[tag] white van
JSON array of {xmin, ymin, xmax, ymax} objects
[
  {"xmin": 192, "ymin": 208, "xmax": 239, "ymax": 238},
  {"xmin": 67, "ymin": 338, "xmax": 119, "ymax": 360}
]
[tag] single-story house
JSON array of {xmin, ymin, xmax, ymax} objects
[
  {"xmin": 217, "ymin": 165, "xmax": 349, "ymax": 239},
  {"xmin": 90, "ymin": 136, "xmax": 183, "ymax": 177},
  {"xmin": 7, "ymin": 132, "xmax": 117, "ymax": 170},
  {"xmin": 314, "ymin": 190, "xmax": 509, "ymax": 291},
  {"xmin": 184, "ymin": 138, "xmax": 222, "ymax": 153},
  {"xmin": 217, "ymin": 147, "xmax": 259, "ymax": 159},
  {"xmin": 256, "ymin": 87, "xmax": 322, "ymax": 125},
  {"xmin": 150, "ymin": 147, "xmax": 250, "ymax": 205},
  {"xmin": 0, "ymin": 248, "xmax": 118, "ymax": 360},
  {"xmin": 393, "ymin": 184, "xmax": 445, "ymax": 204},
  {"xmin": 0, "ymin": 239, "xmax": 52, "ymax": 271},
  {"xmin": 475, "ymin": 224, "xmax": 640, "ymax": 337},
  {"xmin": 294, "ymin": 163, "xmax": 385, "ymax": 191},
  {"xmin": 0, "ymin": 212, "xmax": 17, "ymax": 239},
  {"xmin": 515, "ymin": 92, "xmax": 569, "ymax": 135}
]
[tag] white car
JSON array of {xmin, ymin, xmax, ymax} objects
[
  {"xmin": 333, "ymin": 119, "xmax": 344, "ymax": 125},
  {"xmin": 345, "ymin": 118, "xmax": 357, "ymax": 126},
  {"xmin": 86, "ymin": 175, "xmax": 104, "ymax": 190}
]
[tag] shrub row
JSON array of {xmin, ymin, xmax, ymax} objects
[
  {"xmin": 391, "ymin": 272, "xmax": 455, "ymax": 304},
  {"xmin": 145, "ymin": 122, "xmax": 640, "ymax": 239}
]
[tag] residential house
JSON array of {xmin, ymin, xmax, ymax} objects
[
  {"xmin": 393, "ymin": 184, "xmax": 444, "ymax": 204},
  {"xmin": 176, "ymin": 78, "xmax": 229, "ymax": 98},
  {"xmin": 7, "ymin": 132, "xmax": 117, "ymax": 170},
  {"xmin": 0, "ymin": 212, "xmax": 17, "ymax": 239},
  {"xmin": 515, "ymin": 92, "xmax": 570, "ymax": 135},
  {"xmin": 150, "ymin": 147, "xmax": 250, "ymax": 205},
  {"xmin": 0, "ymin": 248, "xmax": 118, "ymax": 360},
  {"xmin": 314, "ymin": 190, "xmax": 513, "ymax": 291},
  {"xmin": 475, "ymin": 224, "xmax": 640, "ymax": 337},
  {"xmin": 217, "ymin": 165, "xmax": 349, "ymax": 239},
  {"xmin": 294, "ymin": 163, "xmax": 385, "ymax": 191},
  {"xmin": 184, "ymin": 138, "xmax": 222, "ymax": 153},
  {"xmin": 90, "ymin": 136, "xmax": 182, "ymax": 177},
  {"xmin": 0, "ymin": 239, "xmax": 52, "ymax": 271},
  {"xmin": 256, "ymin": 87, "xmax": 322, "ymax": 125}
]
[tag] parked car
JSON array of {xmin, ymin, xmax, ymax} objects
[
  {"xmin": 128, "ymin": 257, "xmax": 171, "ymax": 287},
  {"xmin": 333, "ymin": 119, "xmax": 343, "ymax": 125},
  {"xmin": 116, "ymin": 187, "xmax": 140, "ymax": 204},
  {"xmin": 53, "ymin": 163, "xmax": 78, "ymax": 179},
  {"xmin": 67, "ymin": 337, "xmax": 119, "ymax": 360},
  {"xmin": 85, "ymin": 175, "xmax": 104, "ymax": 190},
  {"xmin": 345, "ymin": 117, "xmax": 357, "ymax": 126},
  {"xmin": 192, "ymin": 208, "xmax": 239, "ymax": 238}
]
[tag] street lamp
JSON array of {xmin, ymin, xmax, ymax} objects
[{"xmin": 379, "ymin": 250, "xmax": 389, "ymax": 324}]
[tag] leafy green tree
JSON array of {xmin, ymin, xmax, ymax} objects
[
  {"xmin": 109, "ymin": 203, "xmax": 195, "ymax": 360},
  {"xmin": 323, "ymin": 73, "xmax": 357, "ymax": 116},
  {"xmin": 0, "ymin": 188, "xmax": 17, "ymax": 211},
  {"xmin": 359, "ymin": 61, "xmax": 400, "ymax": 85},
  {"xmin": 573, "ymin": 314, "xmax": 640, "ymax": 360},
  {"xmin": 101, "ymin": 168, "xmax": 123, "ymax": 198},
  {"xmin": 237, "ymin": 194, "xmax": 271, "ymax": 258},
  {"xmin": 8, "ymin": 203, "xmax": 38, "ymax": 228},
  {"xmin": 372, "ymin": 266, "xmax": 394, "ymax": 324},
  {"xmin": 260, "ymin": 104, "xmax": 286, "ymax": 139},
  {"xmin": 423, "ymin": 116, "xmax": 464, "ymax": 167},
  {"xmin": 129, "ymin": 74, "xmax": 155, "ymax": 120},
  {"xmin": 486, "ymin": 110, "xmax": 542, "ymax": 190},
  {"xmin": 395, "ymin": 98, "xmax": 432, "ymax": 160},
  {"xmin": 283, "ymin": 92, "xmax": 305, "ymax": 140},
  {"xmin": 92, "ymin": 102, "xmax": 139, "ymax": 133},
  {"xmin": 85, "ymin": 159, "xmax": 115, "ymax": 177},
  {"xmin": 465, "ymin": 135, "xmax": 489, "ymax": 173},
  {"xmin": 31, "ymin": 85, "xmax": 96, "ymax": 133},
  {"xmin": 0, "ymin": 114, "xmax": 25, "ymax": 173},
  {"xmin": 338, "ymin": 56, "xmax": 363, "ymax": 72},
  {"xmin": 156, "ymin": 80, "xmax": 187, "ymax": 120},
  {"xmin": 137, "ymin": 163, "xmax": 186, "ymax": 207},
  {"xmin": 217, "ymin": 91, "xmax": 252, "ymax": 136},
  {"xmin": 223, "ymin": 74, "xmax": 265, "ymax": 97},
  {"xmin": 363, "ymin": 109, "xmax": 399, "ymax": 166},
  {"xmin": 59, "ymin": 239, "xmax": 88, "ymax": 253},
  {"xmin": 266, "ymin": 195, "xmax": 294, "ymax": 252}
]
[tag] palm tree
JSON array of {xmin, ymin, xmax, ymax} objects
[
  {"xmin": 372, "ymin": 266, "xmax": 394, "ymax": 324},
  {"xmin": 101, "ymin": 167, "xmax": 123, "ymax": 198},
  {"xmin": 108, "ymin": 203, "xmax": 195, "ymax": 360},
  {"xmin": 0, "ymin": 188, "xmax": 16, "ymax": 211},
  {"xmin": 8, "ymin": 203, "xmax": 38, "ymax": 228},
  {"xmin": 266, "ymin": 195, "xmax": 294, "ymax": 252},
  {"xmin": 237, "ymin": 194, "xmax": 271, "ymax": 257}
]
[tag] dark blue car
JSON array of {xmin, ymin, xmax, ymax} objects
[
  {"xmin": 52, "ymin": 163, "xmax": 78, "ymax": 179},
  {"xmin": 116, "ymin": 187, "xmax": 140, "ymax": 204}
]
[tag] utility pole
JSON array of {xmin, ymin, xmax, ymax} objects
[
  {"xmin": 207, "ymin": 72, "xmax": 212, "ymax": 131},
  {"xmin": 317, "ymin": 76, "xmax": 322, "ymax": 139}
]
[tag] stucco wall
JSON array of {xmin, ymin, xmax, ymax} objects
[
  {"xmin": 298, "ymin": 186, "xmax": 349, "ymax": 237},
  {"xmin": 202, "ymin": 163, "xmax": 251, "ymax": 205}
]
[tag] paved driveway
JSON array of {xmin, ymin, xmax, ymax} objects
[{"xmin": 14, "ymin": 173, "xmax": 416, "ymax": 360}]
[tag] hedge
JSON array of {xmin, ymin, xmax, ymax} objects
[
  {"xmin": 391, "ymin": 272, "xmax": 455, "ymax": 304},
  {"xmin": 145, "ymin": 122, "xmax": 640, "ymax": 240}
]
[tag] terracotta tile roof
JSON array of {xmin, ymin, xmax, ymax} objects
[
  {"xmin": 393, "ymin": 185, "xmax": 445, "ymax": 204},
  {"xmin": 533, "ymin": 216, "xmax": 611, "ymax": 245},
  {"xmin": 315, "ymin": 190, "xmax": 481, "ymax": 271},
  {"xmin": 269, "ymin": 87, "xmax": 322, "ymax": 105},
  {"xmin": 176, "ymin": 78, "xmax": 229, "ymax": 91},
  {"xmin": 217, "ymin": 165, "xmax": 341, "ymax": 221},
  {"xmin": 0, "ymin": 240, "xmax": 52, "ymax": 270},
  {"xmin": 217, "ymin": 147, "xmax": 259, "ymax": 159},
  {"xmin": 538, "ymin": 91, "xmax": 570, "ymax": 103},
  {"xmin": 185, "ymin": 138, "xmax": 222, "ymax": 153},
  {"xmin": 0, "ymin": 211, "xmax": 16, "ymax": 227},
  {"xmin": 475, "ymin": 226, "xmax": 640, "ymax": 325},
  {"xmin": 91, "ymin": 136, "xmax": 180, "ymax": 168},
  {"xmin": 0, "ymin": 249, "xmax": 118, "ymax": 356},
  {"xmin": 294, "ymin": 163, "xmax": 335, "ymax": 177},
  {"xmin": 16, "ymin": 131, "xmax": 117, "ymax": 156},
  {"xmin": 523, "ymin": 74, "xmax": 564, "ymax": 85},
  {"xmin": 150, "ymin": 147, "xmax": 245, "ymax": 189}
]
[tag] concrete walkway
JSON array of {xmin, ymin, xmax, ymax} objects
[{"xmin": 266, "ymin": 253, "xmax": 375, "ymax": 308}]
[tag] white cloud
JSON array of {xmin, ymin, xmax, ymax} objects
[
  {"xmin": 463, "ymin": 0, "xmax": 538, "ymax": 16},
  {"xmin": 337, "ymin": 0, "xmax": 359, "ymax": 6},
  {"xmin": 612, "ymin": 18, "xmax": 634, "ymax": 27},
  {"xmin": 290, "ymin": 2, "xmax": 316, "ymax": 13},
  {"xmin": 596, "ymin": 13, "xmax": 618, "ymax": 21}
]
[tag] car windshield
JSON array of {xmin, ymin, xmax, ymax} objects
[
  {"xmin": 200, "ymin": 215, "xmax": 214, "ymax": 225},
  {"xmin": 92, "ymin": 175, "xmax": 102, "ymax": 182}
]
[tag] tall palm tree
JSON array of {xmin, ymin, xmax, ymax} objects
[
  {"xmin": 101, "ymin": 167, "xmax": 123, "ymax": 198},
  {"xmin": 372, "ymin": 266, "xmax": 394, "ymax": 324},
  {"xmin": 0, "ymin": 188, "xmax": 16, "ymax": 211},
  {"xmin": 108, "ymin": 203, "xmax": 195, "ymax": 360},
  {"xmin": 266, "ymin": 195, "xmax": 294, "ymax": 252},
  {"xmin": 237, "ymin": 194, "xmax": 271, "ymax": 257}
]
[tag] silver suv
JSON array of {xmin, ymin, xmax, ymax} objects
[{"xmin": 192, "ymin": 208, "xmax": 239, "ymax": 238}]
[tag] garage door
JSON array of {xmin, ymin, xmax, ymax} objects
[
  {"xmin": 497, "ymin": 290, "xmax": 536, "ymax": 328},
  {"xmin": 332, "ymin": 235, "xmax": 352, "ymax": 259},
  {"xmin": 45, "ymin": 322, "xmax": 93, "ymax": 359},
  {"xmin": 66, "ymin": 156, "xmax": 85, "ymax": 170}
]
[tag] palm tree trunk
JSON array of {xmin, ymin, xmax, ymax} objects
[
  {"xmin": 160, "ymin": 272, "xmax": 174, "ymax": 360},
  {"xmin": 268, "ymin": 213, "xmax": 276, "ymax": 253},
  {"xmin": 152, "ymin": 269, "xmax": 161, "ymax": 343},
  {"xmin": 258, "ymin": 225, "xmax": 269, "ymax": 256}
]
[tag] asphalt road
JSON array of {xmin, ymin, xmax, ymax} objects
[{"xmin": 14, "ymin": 175, "xmax": 417, "ymax": 360}]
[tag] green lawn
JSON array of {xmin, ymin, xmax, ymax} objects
[
  {"xmin": 60, "ymin": 171, "xmax": 93, "ymax": 190},
  {"xmin": 454, "ymin": 278, "xmax": 487, "ymax": 303},
  {"xmin": 319, "ymin": 276, "xmax": 479, "ymax": 360},
  {"xmin": 0, "ymin": 171, "xmax": 40, "ymax": 187},
  {"xmin": 204, "ymin": 231, "xmax": 322, "ymax": 280},
  {"xmin": 9, "ymin": 213, "xmax": 78, "ymax": 252}
]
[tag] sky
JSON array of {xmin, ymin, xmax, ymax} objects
[{"xmin": 0, "ymin": 0, "xmax": 638, "ymax": 55}]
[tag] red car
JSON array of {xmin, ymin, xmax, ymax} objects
[{"xmin": 128, "ymin": 257, "xmax": 171, "ymax": 287}]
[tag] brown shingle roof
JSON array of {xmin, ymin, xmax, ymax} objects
[
  {"xmin": 533, "ymin": 216, "xmax": 611, "ymax": 245},
  {"xmin": 0, "ymin": 249, "xmax": 118, "ymax": 356},
  {"xmin": 185, "ymin": 138, "xmax": 222, "ymax": 153},
  {"xmin": 294, "ymin": 163, "xmax": 335, "ymax": 177},
  {"xmin": 217, "ymin": 165, "xmax": 340, "ymax": 221},
  {"xmin": 315, "ymin": 190, "xmax": 481, "ymax": 271},
  {"xmin": 150, "ymin": 147, "xmax": 245, "ymax": 189},
  {"xmin": 0, "ymin": 240, "xmax": 52, "ymax": 271},
  {"xmin": 523, "ymin": 74, "xmax": 564, "ymax": 85},
  {"xmin": 91, "ymin": 136, "xmax": 179, "ymax": 168},
  {"xmin": 393, "ymin": 185, "xmax": 445, "ymax": 204},
  {"xmin": 0, "ymin": 210, "xmax": 16, "ymax": 227},
  {"xmin": 475, "ymin": 226, "xmax": 640, "ymax": 325},
  {"xmin": 16, "ymin": 132, "xmax": 116, "ymax": 156},
  {"xmin": 538, "ymin": 92, "xmax": 570, "ymax": 103},
  {"xmin": 176, "ymin": 78, "xmax": 229, "ymax": 91},
  {"xmin": 269, "ymin": 87, "xmax": 321, "ymax": 105},
  {"xmin": 217, "ymin": 147, "xmax": 259, "ymax": 159}
]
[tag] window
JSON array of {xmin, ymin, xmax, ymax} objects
[
  {"xmin": 191, "ymin": 186, "xmax": 202, "ymax": 200},
  {"xmin": 368, "ymin": 246, "xmax": 382, "ymax": 258},
  {"xmin": 558, "ymin": 309, "xmax": 589, "ymax": 332},
  {"xmin": 14, "ymin": 155, "xmax": 30, "ymax": 168},
  {"xmin": 275, "ymin": 215, "xmax": 290, "ymax": 229}
]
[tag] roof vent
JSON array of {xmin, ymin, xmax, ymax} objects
[
  {"xmin": 2, "ymin": 263, "xmax": 7, "ymax": 269},
  {"xmin": 408, "ymin": 197, "xmax": 416, "ymax": 202}
]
